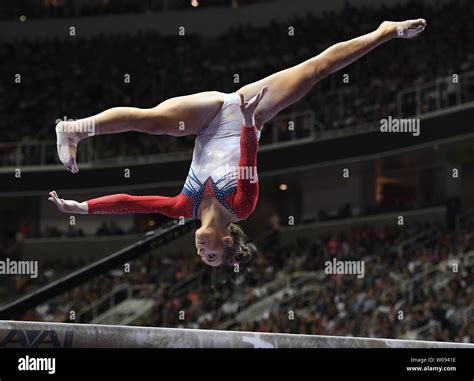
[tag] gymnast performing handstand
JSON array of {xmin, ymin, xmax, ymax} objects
[{"xmin": 49, "ymin": 19, "xmax": 426, "ymax": 267}]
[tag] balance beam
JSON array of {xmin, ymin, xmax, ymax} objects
[{"xmin": 0, "ymin": 321, "xmax": 472, "ymax": 348}]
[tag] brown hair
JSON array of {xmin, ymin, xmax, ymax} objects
[{"xmin": 224, "ymin": 223, "xmax": 257, "ymax": 265}]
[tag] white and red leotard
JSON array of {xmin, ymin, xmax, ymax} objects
[{"xmin": 86, "ymin": 93, "xmax": 260, "ymax": 221}]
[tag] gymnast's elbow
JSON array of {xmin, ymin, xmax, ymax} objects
[{"xmin": 236, "ymin": 203, "xmax": 258, "ymax": 221}]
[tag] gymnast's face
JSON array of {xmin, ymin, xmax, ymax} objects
[{"xmin": 195, "ymin": 226, "xmax": 233, "ymax": 267}]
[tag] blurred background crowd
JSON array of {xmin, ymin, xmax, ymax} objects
[{"xmin": 2, "ymin": 221, "xmax": 472, "ymax": 343}]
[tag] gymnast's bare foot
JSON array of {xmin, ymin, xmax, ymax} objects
[
  {"xmin": 380, "ymin": 18, "xmax": 427, "ymax": 39},
  {"xmin": 56, "ymin": 119, "xmax": 94, "ymax": 173}
]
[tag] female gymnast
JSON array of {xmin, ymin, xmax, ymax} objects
[{"xmin": 49, "ymin": 19, "xmax": 426, "ymax": 267}]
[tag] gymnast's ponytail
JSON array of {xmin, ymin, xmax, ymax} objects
[{"xmin": 225, "ymin": 223, "xmax": 257, "ymax": 265}]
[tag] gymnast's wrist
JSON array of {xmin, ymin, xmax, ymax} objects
[
  {"xmin": 243, "ymin": 115, "xmax": 255, "ymax": 128},
  {"xmin": 78, "ymin": 201, "xmax": 89, "ymax": 214}
]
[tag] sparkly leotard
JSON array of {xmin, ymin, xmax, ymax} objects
[{"xmin": 86, "ymin": 93, "xmax": 260, "ymax": 221}]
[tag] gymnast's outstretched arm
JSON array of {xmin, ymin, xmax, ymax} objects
[{"xmin": 48, "ymin": 190, "xmax": 192, "ymax": 218}]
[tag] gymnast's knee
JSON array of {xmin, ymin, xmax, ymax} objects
[
  {"xmin": 254, "ymin": 110, "xmax": 268, "ymax": 128},
  {"xmin": 309, "ymin": 57, "xmax": 331, "ymax": 83}
]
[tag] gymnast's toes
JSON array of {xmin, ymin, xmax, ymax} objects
[
  {"xmin": 55, "ymin": 121, "xmax": 82, "ymax": 173},
  {"xmin": 57, "ymin": 144, "xmax": 79, "ymax": 173}
]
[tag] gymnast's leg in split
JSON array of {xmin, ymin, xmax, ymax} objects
[
  {"xmin": 56, "ymin": 19, "xmax": 426, "ymax": 173},
  {"xmin": 237, "ymin": 19, "xmax": 426, "ymax": 128}
]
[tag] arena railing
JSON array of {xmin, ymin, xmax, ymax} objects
[
  {"xmin": 167, "ymin": 271, "xmax": 203, "ymax": 299},
  {"xmin": 0, "ymin": 139, "xmax": 93, "ymax": 168},
  {"xmin": 453, "ymin": 304, "xmax": 474, "ymax": 324},
  {"xmin": 77, "ymin": 275, "xmax": 197, "ymax": 324},
  {"xmin": 0, "ymin": 110, "xmax": 315, "ymax": 169},
  {"xmin": 383, "ymin": 250, "xmax": 474, "ymax": 302},
  {"xmin": 0, "ymin": 219, "xmax": 198, "ymax": 319},
  {"xmin": 397, "ymin": 229, "xmax": 434, "ymax": 256},
  {"xmin": 311, "ymin": 70, "xmax": 474, "ymax": 138},
  {"xmin": 75, "ymin": 283, "xmax": 135, "ymax": 323},
  {"xmin": 397, "ymin": 70, "xmax": 474, "ymax": 117},
  {"xmin": 279, "ymin": 206, "xmax": 446, "ymax": 243},
  {"xmin": 90, "ymin": 292, "xmax": 155, "ymax": 326},
  {"xmin": 402, "ymin": 321, "xmax": 442, "ymax": 340},
  {"xmin": 2, "ymin": 70, "xmax": 473, "ymax": 169},
  {"xmin": 403, "ymin": 304, "xmax": 474, "ymax": 341},
  {"xmin": 217, "ymin": 271, "xmax": 324, "ymax": 329}
]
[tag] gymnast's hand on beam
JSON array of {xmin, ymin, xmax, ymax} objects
[
  {"xmin": 239, "ymin": 85, "xmax": 269, "ymax": 127},
  {"xmin": 48, "ymin": 190, "xmax": 88, "ymax": 214}
]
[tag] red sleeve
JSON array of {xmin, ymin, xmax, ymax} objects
[
  {"xmin": 228, "ymin": 125, "xmax": 259, "ymax": 220},
  {"xmin": 86, "ymin": 193, "xmax": 192, "ymax": 219}
]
